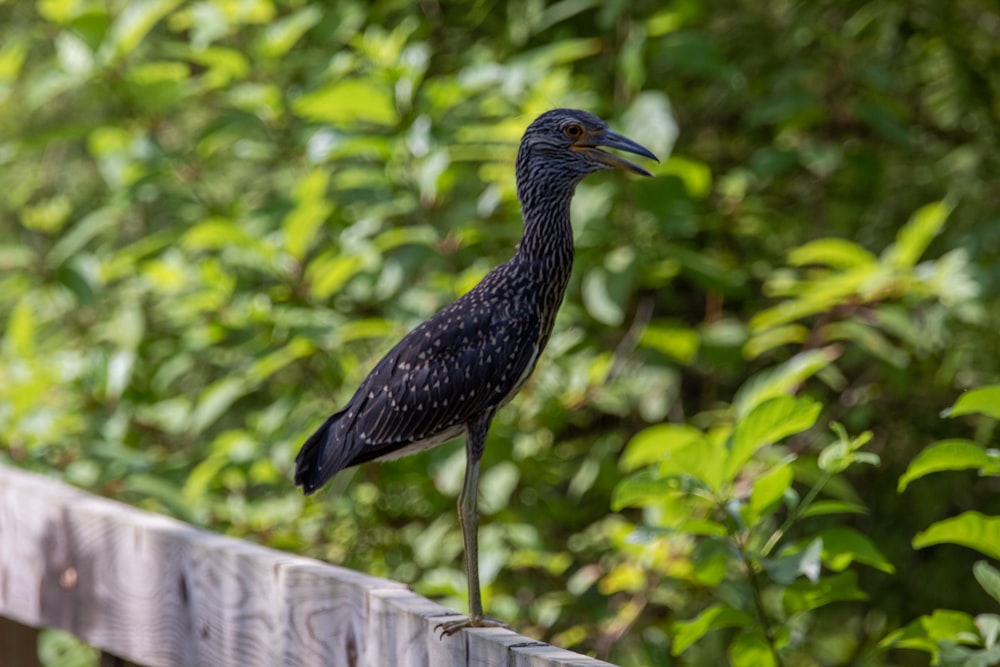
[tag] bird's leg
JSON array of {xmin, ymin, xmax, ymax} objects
[
  {"xmin": 437, "ymin": 412, "xmax": 509, "ymax": 637},
  {"xmin": 459, "ymin": 440, "xmax": 484, "ymax": 622}
]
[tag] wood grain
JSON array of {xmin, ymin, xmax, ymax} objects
[{"xmin": 0, "ymin": 465, "xmax": 617, "ymax": 667}]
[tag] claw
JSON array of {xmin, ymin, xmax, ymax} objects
[{"xmin": 436, "ymin": 615, "xmax": 511, "ymax": 638}]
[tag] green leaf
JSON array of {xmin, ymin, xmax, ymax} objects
[
  {"xmin": 104, "ymin": 0, "xmax": 182, "ymax": 61},
  {"xmin": 788, "ymin": 238, "xmax": 877, "ymax": 269},
  {"xmin": 880, "ymin": 609, "xmax": 978, "ymax": 652},
  {"xmin": 4, "ymin": 297, "xmax": 36, "ymax": 357},
  {"xmin": 913, "ymin": 512, "xmax": 1000, "ymax": 561},
  {"xmin": 977, "ymin": 614, "xmax": 1000, "ymax": 650},
  {"xmin": 582, "ymin": 267, "xmax": 625, "ymax": 326},
  {"xmin": 293, "ymin": 79, "xmax": 398, "ymax": 126},
  {"xmin": 247, "ymin": 338, "xmax": 314, "ymax": 383},
  {"xmin": 0, "ymin": 37, "xmax": 28, "ymax": 83},
  {"xmin": 743, "ymin": 323, "xmax": 809, "ymax": 359},
  {"xmin": 190, "ymin": 377, "xmax": 247, "ymax": 434},
  {"xmin": 799, "ymin": 500, "xmax": 868, "ymax": 518},
  {"xmin": 898, "ymin": 439, "xmax": 996, "ymax": 493},
  {"xmin": 818, "ymin": 425, "xmax": 877, "ymax": 473},
  {"xmin": 750, "ymin": 265, "xmax": 877, "ymax": 331},
  {"xmin": 883, "ymin": 200, "xmax": 952, "ymax": 268},
  {"xmin": 675, "ymin": 517, "xmax": 728, "ymax": 537},
  {"xmin": 621, "ymin": 423, "xmax": 706, "ymax": 472},
  {"xmin": 729, "ymin": 631, "xmax": 776, "ymax": 667},
  {"xmin": 611, "ymin": 469, "xmax": 680, "ymax": 510},
  {"xmin": 766, "ymin": 538, "xmax": 823, "ymax": 585},
  {"xmin": 732, "ymin": 348, "xmax": 838, "ymax": 417},
  {"xmin": 284, "ymin": 169, "xmax": 334, "ymax": 259},
  {"xmin": 671, "ymin": 604, "xmax": 753, "ymax": 655},
  {"xmin": 945, "ymin": 385, "xmax": 1000, "ymax": 421},
  {"xmin": 783, "ymin": 570, "xmax": 867, "ymax": 615},
  {"xmin": 640, "ymin": 323, "xmax": 700, "ymax": 364},
  {"xmin": 306, "ymin": 253, "xmax": 365, "ymax": 300},
  {"xmin": 183, "ymin": 218, "xmax": 255, "ymax": 251},
  {"xmin": 728, "ymin": 396, "xmax": 821, "ymax": 478},
  {"xmin": 692, "ymin": 540, "xmax": 729, "ymax": 586},
  {"xmin": 657, "ymin": 157, "xmax": 712, "ymax": 198},
  {"xmin": 258, "ymin": 5, "xmax": 322, "ymax": 58},
  {"xmin": 818, "ymin": 527, "xmax": 895, "ymax": 573},
  {"xmin": 973, "ymin": 561, "xmax": 1000, "ymax": 607},
  {"xmin": 750, "ymin": 462, "xmax": 793, "ymax": 516}
]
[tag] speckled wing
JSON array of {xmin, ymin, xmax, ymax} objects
[
  {"xmin": 347, "ymin": 295, "xmax": 540, "ymax": 460},
  {"xmin": 294, "ymin": 293, "xmax": 541, "ymax": 492}
]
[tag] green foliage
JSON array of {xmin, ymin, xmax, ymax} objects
[
  {"xmin": 887, "ymin": 389, "xmax": 1000, "ymax": 665},
  {"xmin": 614, "ymin": 369, "xmax": 887, "ymax": 662},
  {"xmin": 2, "ymin": 1, "xmax": 999, "ymax": 666}
]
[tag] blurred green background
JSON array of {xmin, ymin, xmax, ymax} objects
[{"xmin": 2, "ymin": 1, "xmax": 999, "ymax": 665}]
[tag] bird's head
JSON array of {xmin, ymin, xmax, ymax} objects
[{"xmin": 516, "ymin": 109, "xmax": 658, "ymax": 189}]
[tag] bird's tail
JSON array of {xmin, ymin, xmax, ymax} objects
[{"xmin": 294, "ymin": 411, "xmax": 349, "ymax": 495}]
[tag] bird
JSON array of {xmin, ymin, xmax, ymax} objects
[{"xmin": 294, "ymin": 108, "xmax": 657, "ymax": 635}]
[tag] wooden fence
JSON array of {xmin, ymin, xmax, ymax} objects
[{"xmin": 0, "ymin": 465, "xmax": 617, "ymax": 667}]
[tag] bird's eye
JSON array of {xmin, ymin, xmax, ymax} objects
[{"xmin": 564, "ymin": 123, "xmax": 583, "ymax": 138}]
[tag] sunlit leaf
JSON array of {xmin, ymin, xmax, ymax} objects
[
  {"xmin": 818, "ymin": 527, "xmax": 894, "ymax": 573},
  {"xmin": 765, "ymin": 538, "xmax": 823, "ymax": 585},
  {"xmin": 0, "ymin": 38, "xmax": 28, "ymax": 83},
  {"xmin": 479, "ymin": 461, "xmax": 520, "ymax": 514},
  {"xmin": 799, "ymin": 500, "xmax": 868, "ymax": 518},
  {"xmin": 259, "ymin": 5, "xmax": 322, "ymax": 58},
  {"xmin": 600, "ymin": 561, "xmax": 646, "ymax": 595},
  {"xmin": 883, "ymin": 200, "xmax": 952, "ymax": 269},
  {"xmin": 622, "ymin": 91, "xmax": 678, "ymax": 162},
  {"xmin": 728, "ymin": 396, "xmax": 821, "ymax": 478},
  {"xmin": 973, "ymin": 561, "xmax": 1000, "ymax": 607},
  {"xmin": 732, "ymin": 348, "xmax": 837, "ymax": 417},
  {"xmin": 750, "ymin": 265, "xmax": 877, "ymax": 331},
  {"xmin": 729, "ymin": 631, "xmax": 776, "ymax": 667},
  {"xmin": 621, "ymin": 423, "xmax": 705, "ymax": 472},
  {"xmin": 190, "ymin": 377, "xmax": 247, "ymax": 434},
  {"xmin": 672, "ymin": 604, "xmax": 753, "ymax": 655},
  {"xmin": 822, "ymin": 320, "xmax": 909, "ymax": 368},
  {"xmin": 656, "ymin": 157, "xmax": 712, "ymax": 199},
  {"xmin": 306, "ymin": 253, "xmax": 365, "ymax": 301},
  {"xmin": 183, "ymin": 218, "xmax": 253, "ymax": 251},
  {"xmin": 944, "ymin": 385, "xmax": 1000, "ymax": 421},
  {"xmin": 4, "ymin": 297, "xmax": 36, "ymax": 357},
  {"xmin": 880, "ymin": 609, "xmax": 979, "ymax": 652},
  {"xmin": 675, "ymin": 517, "xmax": 728, "ymax": 537},
  {"xmin": 816, "ymin": 425, "xmax": 874, "ymax": 474},
  {"xmin": 611, "ymin": 469, "xmax": 681, "ymax": 510},
  {"xmin": 692, "ymin": 540, "xmax": 728, "ymax": 586},
  {"xmin": 284, "ymin": 169, "xmax": 334, "ymax": 259},
  {"xmin": 914, "ymin": 512, "xmax": 1000, "ymax": 561},
  {"xmin": 788, "ymin": 238, "xmax": 877, "ymax": 269},
  {"xmin": 640, "ymin": 323, "xmax": 700, "ymax": 364},
  {"xmin": 750, "ymin": 462, "xmax": 793, "ymax": 516},
  {"xmin": 743, "ymin": 323, "xmax": 809, "ymax": 359},
  {"xmin": 247, "ymin": 338, "xmax": 314, "ymax": 383},
  {"xmin": 783, "ymin": 570, "xmax": 867, "ymax": 615},
  {"xmin": 582, "ymin": 267, "xmax": 625, "ymax": 326},
  {"xmin": 103, "ymin": 0, "xmax": 182, "ymax": 61},
  {"xmin": 898, "ymin": 439, "xmax": 996, "ymax": 493},
  {"xmin": 293, "ymin": 79, "xmax": 398, "ymax": 126}
]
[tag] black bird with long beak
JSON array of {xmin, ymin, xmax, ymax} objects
[{"xmin": 295, "ymin": 109, "xmax": 657, "ymax": 634}]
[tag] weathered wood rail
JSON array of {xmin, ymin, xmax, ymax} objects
[{"xmin": 0, "ymin": 465, "xmax": 616, "ymax": 667}]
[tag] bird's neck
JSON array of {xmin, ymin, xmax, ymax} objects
[{"xmin": 515, "ymin": 185, "xmax": 576, "ymax": 264}]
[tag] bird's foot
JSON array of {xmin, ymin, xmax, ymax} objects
[{"xmin": 436, "ymin": 614, "xmax": 511, "ymax": 638}]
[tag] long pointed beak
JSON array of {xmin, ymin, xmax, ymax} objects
[{"xmin": 576, "ymin": 129, "xmax": 659, "ymax": 177}]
